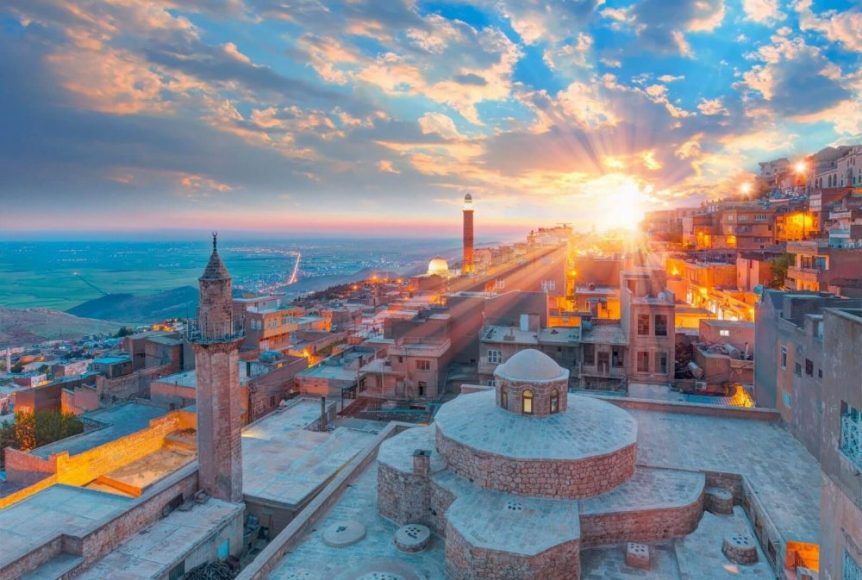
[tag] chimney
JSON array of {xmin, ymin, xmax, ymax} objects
[{"xmin": 412, "ymin": 449, "xmax": 430, "ymax": 477}]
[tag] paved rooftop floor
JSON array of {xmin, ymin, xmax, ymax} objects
[
  {"xmin": 86, "ymin": 446, "xmax": 195, "ymax": 495},
  {"xmin": 269, "ymin": 463, "xmax": 447, "ymax": 580},
  {"xmin": 78, "ymin": 497, "xmax": 243, "ymax": 579},
  {"xmin": 630, "ymin": 408, "xmax": 820, "ymax": 543},
  {"xmin": 0, "ymin": 485, "xmax": 130, "ymax": 569},
  {"xmin": 242, "ymin": 400, "xmax": 376, "ymax": 506},
  {"xmin": 435, "ymin": 390, "xmax": 637, "ymax": 461}
]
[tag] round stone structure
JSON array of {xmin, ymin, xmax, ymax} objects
[
  {"xmin": 494, "ymin": 349, "xmax": 570, "ymax": 416},
  {"xmin": 394, "ymin": 523, "xmax": 431, "ymax": 552},
  {"xmin": 434, "ymin": 390, "xmax": 638, "ymax": 499},
  {"xmin": 322, "ymin": 521, "xmax": 367, "ymax": 547}
]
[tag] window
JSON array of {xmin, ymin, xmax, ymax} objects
[
  {"xmin": 818, "ymin": 368, "xmax": 823, "ymax": 379},
  {"xmin": 637, "ymin": 314, "xmax": 650, "ymax": 336},
  {"xmin": 845, "ymin": 550, "xmax": 862, "ymax": 580},
  {"xmin": 418, "ymin": 381, "xmax": 426, "ymax": 397},
  {"xmin": 611, "ymin": 346, "xmax": 624, "ymax": 368},
  {"xmin": 416, "ymin": 359, "xmax": 431, "ymax": 371},
  {"xmin": 719, "ymin": 329, "xmax": 730, "ymax": 337},
  {"xmin": 500, "ymin": 388, "xmax": 508, "ymax": 409},
  {"xmin": 805, "ymin": 359, "xmax": 814, "ymax": 376},
  {"xmin": 840, "ymin": 403, "xmax": 862, "ymax": 471},
  {"xmin": 637, "ymin": 351, "xmax": 649, "ymax": 373},
  {"xmin": 794, "ymin": 362, "xmax": 802, "ymax": 377},
  {"xmin": 781, "ymin": 346, "xmax": 787, "ymax": 369},
  {"xmin": 656, "ymin": 351, "xmax": 668, "ymax": 374},
  {"xmin": 522, "ymin": 389, "xmax": 533, "ymax": 415},
  {"xmin": 598, "ymin": 352, "xmax": 610, "ymax": 373},
  {"xmin": 654, "ymin": 314, "xmax": 668, "ymax": 336},
  {"xmin": 583, "ymin": 343, "xmax": 595, "ymax": 366},
  {"xmin": 488, "ymin": 350, "xmax": 502, "ymax": 364},
  {"xmin": 550, "ymin": 389, "xmax": 559, "ymax": 414}
]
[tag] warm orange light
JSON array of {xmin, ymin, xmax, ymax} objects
[
  {"xmin": 739, "ymin": 182, "xmax": 752, "ymax": 196},
  {"xmin": 671, "ymin": 267, "xmax": 681, "ymax": 277},
  {"xmin": 794, "ymin": 160, "xmax": 807, "ymax": 174}
]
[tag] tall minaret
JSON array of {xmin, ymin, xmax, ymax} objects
[
  {"xmin": 190, "ymin": 233, "xmax": 244, "ymax": 503},
  {"xmin": 463, "ymin": 193, "xmax": 474, "ymax": 275}
]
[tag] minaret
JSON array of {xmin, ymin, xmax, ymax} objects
[
  {"xmin": 190, "ymin": 233, "xmax": 244, "ymax": 503},
  {"xmin": 462, "ymin": 194, "xmax": 474, "ymax": 274}
]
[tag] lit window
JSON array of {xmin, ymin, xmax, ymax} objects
[
  {"xmin": 522, "ymin": 389, "xmax": 533, "ymax": 415},
  {"xmin": 500, "ymin": 388, "xmax": 508, "ymax": 409},
  {"xmin": 840, "ymin": 403, "xmax": 862, "ymax": 471},
  {"xmin": 550, "ymin": 389, "xmax": 559, "ymax": 413},
  {"xmin": 719, "ymin": 329, "xmax": 730, "ymax": 337}
]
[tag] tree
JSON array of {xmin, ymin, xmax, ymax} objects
[
  {"xmin": 0, "ymin": 411, "xmax": 84, "ymax": 460},
  {"xmin": 116, "ymin": 326, "xmax": 134, "ymax": 337},
  {"xmin": 768, "ymin": 253, "xmax": 794, "ymax": 289}
]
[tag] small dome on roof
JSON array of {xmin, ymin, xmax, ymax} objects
[
  {"xmin": 494, "ymin": 349, "xmax": 567, "ymax": 382},
  {"xmin": 427, "ymin": 257, "xmax": 450, "ymax": 277}
]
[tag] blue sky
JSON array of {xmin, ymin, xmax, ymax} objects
[{"xmin": 1, "ymin": 0, "xmax": 860, "ymax": 236}]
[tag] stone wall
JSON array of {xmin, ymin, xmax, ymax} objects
[
  {"xmin": 377, "ymin": 462, "xmax": 429, "ymax": 525},
  {"xmin": 429, "ymin": 480, "xmax": 456, "ymax": 537},
  {"xmin": 496, "ymin": 376, "xmax": 568, "ymax": 416},
  {"xmin": 445, "ymin": 520, "xmax": 581, "ymax": 580},
  {"xmin": 579, "ymin": 492, "xmax": 704, "ymax": 547},
  {"xmin": 436, "ymin": 429, "xmax": 636, "ymax": 499},
  {"xmin": 61, "ymin": 385, "xmax": 100, "ymax": 415},
  {"xmin": 820, "ymin": 472, "xmax": 862, "ymax": 580},
  {"xmin": 4, "ymin": 448, "xmax": 57, "ymax": 485},
  {"xmin": 599, "ymin": 395, "xmax": 781, "ymax": 422}
]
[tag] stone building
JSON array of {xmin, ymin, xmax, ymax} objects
[{"xmin": 376, "ymin": 349, "xmax": 704, "ymax": 579}]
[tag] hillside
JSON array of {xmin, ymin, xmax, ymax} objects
[
  {"xmin": 67, "ymin": 286, "xmax": 199, "ymax": 323},
  {"xmin": 0, "ymin": 308, "xmax": 124, "ymax": 348}
]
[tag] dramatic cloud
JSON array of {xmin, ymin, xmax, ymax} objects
[{"xmin": 0, "ymin": 0, "xmax": 860, "ymax": 233}]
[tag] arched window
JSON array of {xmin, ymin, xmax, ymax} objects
[
  {"xmin": 522, "ymin": 389, "xmax": 533, "ymax": 415},
  {"xmin": 500, "ymin": 388, "xmax": 508, "ymax": 410},
  {"xmin": 550, "ymin": 389, "xmax": 559, "ymax": 414}
]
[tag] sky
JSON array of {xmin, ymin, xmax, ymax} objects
[{"xmin": 1, "ymin": 0, "xmax": 861, "ymax": 237}]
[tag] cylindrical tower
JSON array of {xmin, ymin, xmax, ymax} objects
[{"xmin": 462, "ymin": 194, "xmax": 474, "ymax": 274}]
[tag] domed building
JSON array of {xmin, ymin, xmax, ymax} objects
[
  {"xmin": 427, "ymin": 257, "xmax": 450, "ymax": 278},
  {"xmin": 377, "ymin": 349, "xmax": 706, "ymax": 579}
]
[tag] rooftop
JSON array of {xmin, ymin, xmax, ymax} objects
[
  {"xmin": 76, "ymin": 498, "xmax": 243, "ymax": 579},
  {"xmin": 241, "ymin": 399, "xmax": 378, "ymax": 507}
]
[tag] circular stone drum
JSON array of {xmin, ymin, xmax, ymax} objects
[
  {"xmin": 722, "ymin": 533, "xmax": 758, "ymax": 564},
  {"xmin": 322, "ymin": 521, "xmax": 367, "ymax": 547},
  {"xmin": 394, "ymin": 523, "xmax": 432, "ymax": 552}
]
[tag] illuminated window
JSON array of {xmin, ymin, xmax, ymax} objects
[
  {"xmin": 522, "ymin": 389, "xmax": 533, "ymax": 415},
  {"xmin": 840, "ymin": 403, "xmax": 862, "ymax": 471},
  {"xmin": 488, "ymin": 350, "xmax": 502, "ymax": 364},
  {"xmin": 720, "ymin": 329, "xmax": 730, "ymax": 337},
  {"xmin": 500, "ymin": 388, "xmax": 508, "ymax": 409},
  {"xmin": 416, "ymin": 359, "xmax": 431, "ymax": 371},
  {"xmin": 637, "ymin": 314, "xmax": 650, "ymax": 336},
  {"xmin": 550, "ymin": 389, "xmax": 559, "ymax": 413}
]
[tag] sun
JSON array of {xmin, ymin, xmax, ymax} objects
[{"xmin": 586, "ymin": 174, "xmax": 648, "ymax": 231}]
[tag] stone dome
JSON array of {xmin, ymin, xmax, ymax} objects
[
  {"xmin": 427, "ymin": 257, "xmax": 450, "ymax": 277},
  {"xmin": 494, "ymin": 349, "xmax": 568, "ymax": 383}
]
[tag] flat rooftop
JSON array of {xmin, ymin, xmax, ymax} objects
[
  {"xmin": 242, "ymin": 399, "xmax": 376, "ymax": 507},
  {"xmin": 32, "ymin": 403, "xmax": 167, "ymax": 459},
  {"xmin": 77, "ymin": 498, "xmax": 243, "ymax": 580},
  {"xmin": 0, "ymin": 485, "xmax": 130, "ymax": 569}
]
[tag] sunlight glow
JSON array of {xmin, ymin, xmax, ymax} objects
[{"xmin": 587, "ymin": 175, "xmax": 649, "ymax": 231}]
